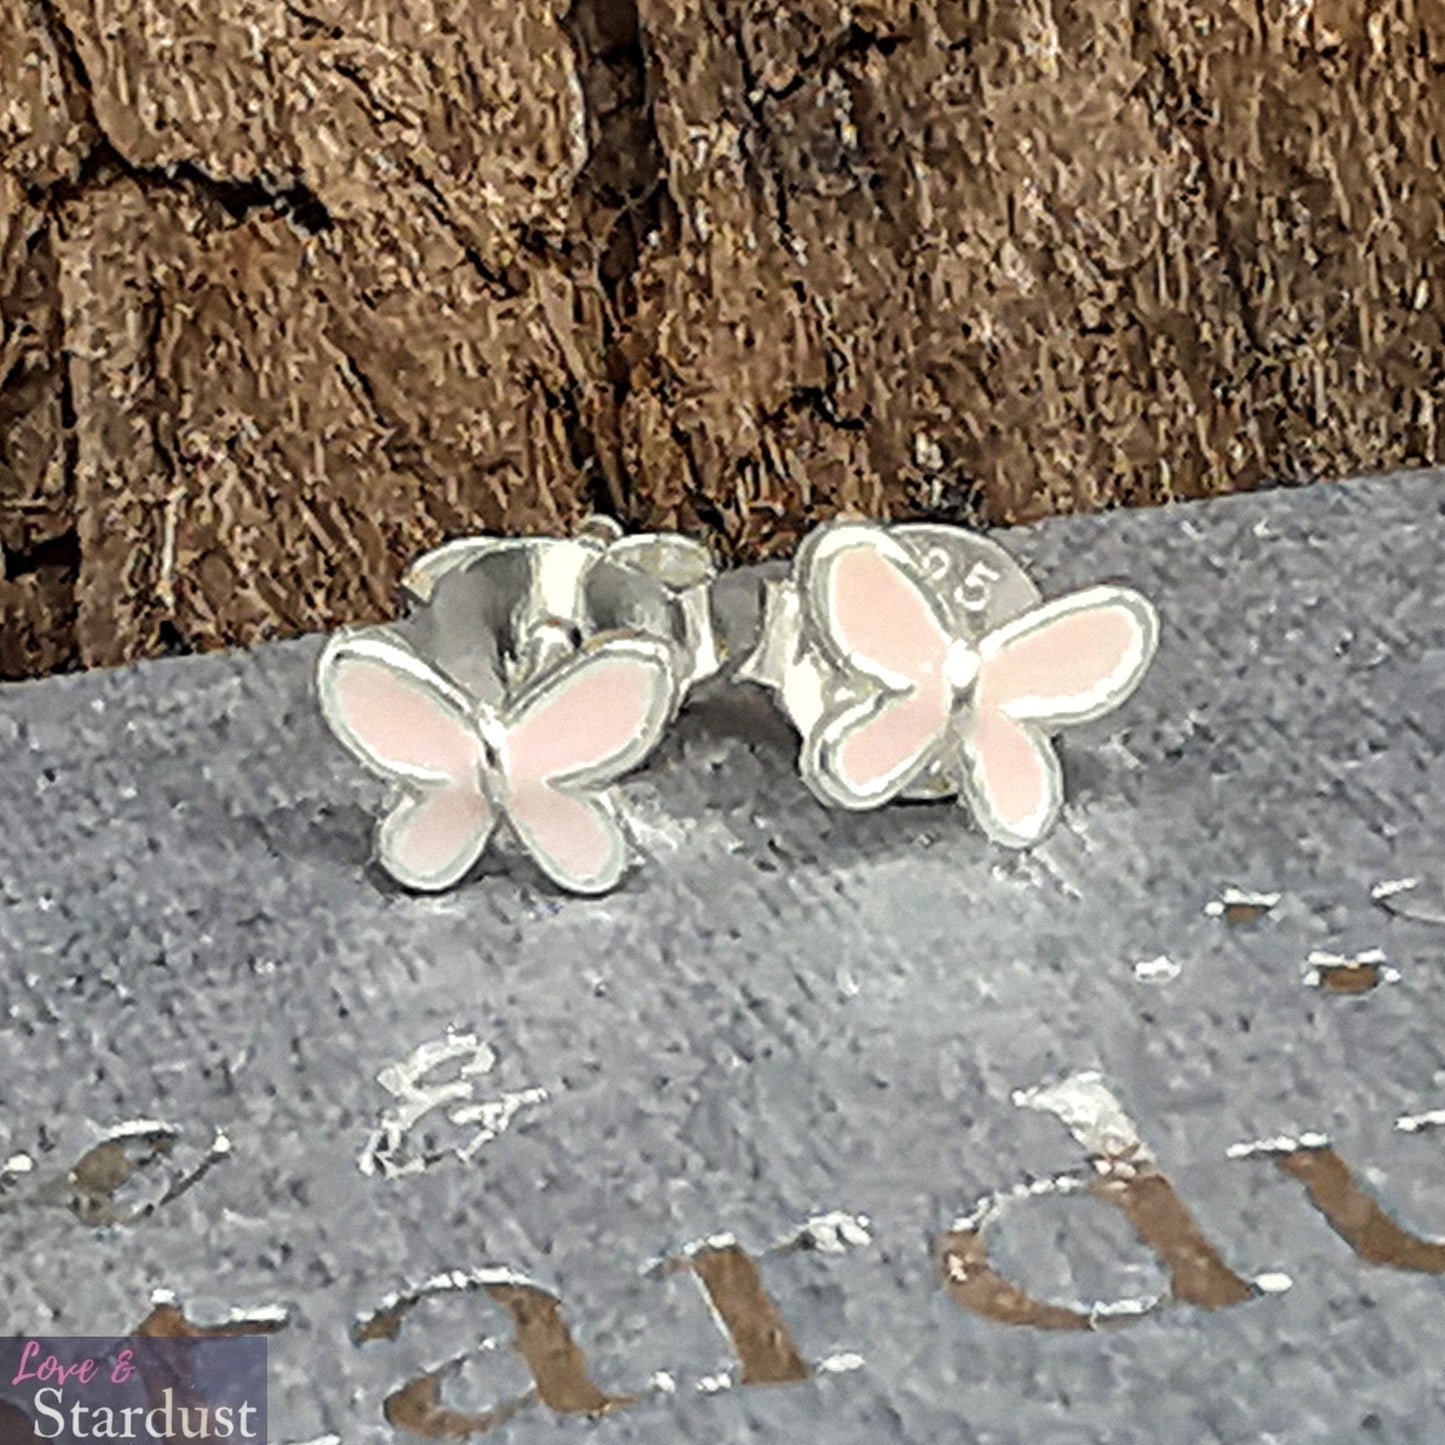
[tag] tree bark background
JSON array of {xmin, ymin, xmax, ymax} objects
[{"xmin": 1, "ymin": 0, "xmax": 1441, "ymax": 677}]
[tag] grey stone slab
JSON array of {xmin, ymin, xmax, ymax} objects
[{"xmin": 1, "ymin": 472, "xmax": 1444, "ymax": 1443}]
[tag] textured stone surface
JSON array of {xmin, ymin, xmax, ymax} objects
[
  {"xmin": 1, "ymin": 472, "xmax": 1445, "ymax": 1440},
  {"xmin": 5, "ymin": 0, "xmax": 1445, "ymax": 675}
]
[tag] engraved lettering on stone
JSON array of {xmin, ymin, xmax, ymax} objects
[
  {"xmin": 938, "ymin": 1072, "xmax": 1258, "ymax": 1329},
  {"xmin": 359, "ymin": 1033, "xmax": 547, "ymax": 1179}
]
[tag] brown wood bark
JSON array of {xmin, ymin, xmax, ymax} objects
[{"xmin": 1, "ymin": 0, "xmax": 1442, "ymax": 676}]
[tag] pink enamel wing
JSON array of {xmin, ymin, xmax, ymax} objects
[
  {"xmin": 797, "ymin": 525, "xmax": 1159, "ymax": 845},
  {"xmin": 317, "ymin": 633, "xmax": 675, "ymax": 894}
]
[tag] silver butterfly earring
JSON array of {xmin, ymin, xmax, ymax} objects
[
  {"xmin": 316, "ymin": 518, "xmax": 721, "ymax": 895},
  {"xmin": 737, "ymin": 519, "xmax": 1159, "ymax": 846}
]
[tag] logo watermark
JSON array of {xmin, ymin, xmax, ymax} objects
[{"xmin": 0, "ymin": 1337, "xmax": 266, "ymax": 1443}]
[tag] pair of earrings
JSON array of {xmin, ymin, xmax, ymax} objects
[{"xmin": 316, "ymin": 517, "xmax": 1159, "ymax": 895}]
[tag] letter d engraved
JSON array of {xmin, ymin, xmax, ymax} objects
[{"xmin": 938, "ymin": 1072, "xmax": 1256, "ymax": 1328}]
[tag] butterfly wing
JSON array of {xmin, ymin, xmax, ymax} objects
[
  {"xmin": 800, "ymin": 525, "xmax": 955, "ymax": 808},
  {"xmin": 374, "ymin": 787, "xmax": 497, "ymax": 891},
  {"xmin": 317, "ymin": 634, "xmax": 494, "ymax": 889},
  {"xmin": 976, "ymin": 586, "xmax": 1159, "ymax": 727},
  {"xmin": 958, "ymin": 708, "xmax": 1065, "ymax": 847},
  {"xmin": 498, "ymin": 639, "xmax": 675, "ymax": 893},
  {"xmin": 962, "ymin": 587, "xmax": 1158, "ymax": 846}
]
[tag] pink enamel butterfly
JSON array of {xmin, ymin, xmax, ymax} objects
[
  {"xmin": 797, "ymin": 524, "xmax": 1159, "ymax": 845},
  {"xmin": 317, "ymin": 633, "xmax": 676, "ymax": 894}
]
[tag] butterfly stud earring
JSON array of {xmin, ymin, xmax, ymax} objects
[
  {"xmin": 737, "ymin": 520, "xmax": 1158, "ymax": 846},
  {"xmin": 316, "ymin": 519, "xmax": 721, "ymax": 895}
]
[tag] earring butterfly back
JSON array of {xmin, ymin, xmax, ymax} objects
[
  {"xmin": 316, "ymin": 519, "xmax": 721, "ymax": 895},
  {"xmin": 737, "ymin": 520, "xmax": 1158, "ymax": 846}
]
